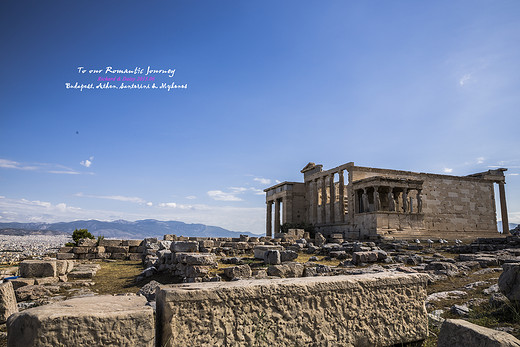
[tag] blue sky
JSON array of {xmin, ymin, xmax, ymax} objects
[{"xmin": 1, "ymin": 1, "xmax": 519, "ymax": 235}]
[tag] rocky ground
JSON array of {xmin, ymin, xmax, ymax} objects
[{"xmin": 3, "ymin": 235, "xmax": 520, "ymax": 346}]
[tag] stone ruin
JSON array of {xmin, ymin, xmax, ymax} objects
[{"xmin": 265, "ymin": 162, "xmax": 510, "ymax": 241}]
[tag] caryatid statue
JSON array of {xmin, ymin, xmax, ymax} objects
[
  {"xmin": 374, "ymin": 187, "xmax": 381, "ymax": 211},
  {"xmin": 402, "ymin": 189, "xmax": 408, "ymax": 213},
  {"xmin": 362, "ymin": 189, "xmax": 369, "ymax": 212},
  {"xmin": 388, "ymin": 191, "xmax": 395, "ymax": 211},
  {"xmin": 417, "ymin": 189, "xmax": 423, "ymax": 213}
]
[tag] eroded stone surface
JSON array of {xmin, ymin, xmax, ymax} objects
[
  {"xmin": 7, "ymin": 295, "xmax": 154, "ymax": 347},
  {"xmin": 156, "ymin": 272, "xmax": 428, "ymax": 346},
  {"xmin": 0, "ymin": 282, "xmax": 18, "ymax": 324},
  {"xmin": 19, "ymin": 260, "xmax": 56, "ymax": 278}
]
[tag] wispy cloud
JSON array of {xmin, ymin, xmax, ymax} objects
[
  {"xmin": 443, "ymin": 168, "xmax": 453, "ymax": 173},
  {"xmin": 254, "ymin": 177, "xmax": 271, "ymax": 185},
  {"xmin": 80, "ymin": 156, "xmax": 94, "ymax": 168},
  {"xmin": 0, "ymin": 158, "xmax": 80, "ymax": 175},
  {"xmin": 207, "ymin": 190, "xmax": 243, "ymax": 201},
  {"xmin": 185, "ymin": 196, "xmax": 197, "ymax": 200},
  {"xmin": 477, "ymin": 157, "xmax": 485, "ymax": 164},
  {"xmin": 0, "ymin": 159, "xmax": 38, "ymax": 170},
  {"xmin": 75, "ymin": 192, "xmax": 148, "ymax": 204}
]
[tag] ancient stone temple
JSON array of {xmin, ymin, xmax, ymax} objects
[{"xmin": 264, "ymin": 162, "xmax": 509, "ymax": 240}]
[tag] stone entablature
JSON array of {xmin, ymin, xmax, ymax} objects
[{"xmin": 265, "ymin": 162, "xmax": 509, "ymax": 240}]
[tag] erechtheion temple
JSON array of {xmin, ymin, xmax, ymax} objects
[{"xmin": 264, "ymin": 162, "xmax": 509, "ymax": 240}]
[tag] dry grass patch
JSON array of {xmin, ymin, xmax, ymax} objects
[{"xmin": 90, "ymin": 261, "xmax": 144, "ymax": 295}]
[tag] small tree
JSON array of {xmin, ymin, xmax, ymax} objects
[{"xmin": 72, "ymin": 228, "xmax": 94, "ymax": 245}]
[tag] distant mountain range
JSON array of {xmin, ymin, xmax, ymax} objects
[{"xmin": 0, "ymin": 219, "xmax": 258, "ymax": 239}]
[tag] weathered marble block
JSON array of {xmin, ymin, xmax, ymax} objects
[
  {"xmin": 7, "ymin": 295, "xmax": 154, "ymax": 347},
  {"xmin": 18, "ymin": 260, "xmax": 56, "ymax": 278},
  {"xmin": 0, "ymin": 282, "xmax": 18, "ymax": 324},
  {"xmin": 253, "ymin": 245, "xmax": 283, "ymax": 259},
  {"xmin": 156, "ymin": 272, "xmax": 429, "ymax": 346}
]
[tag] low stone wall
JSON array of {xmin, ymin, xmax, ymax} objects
[
  {"xmin": 57, "ymin": 239, "xmax": 143, "ymax": 261},
  {"xmin": 156, "ymin": 272, "xmax": 429, "ymax": 346}
]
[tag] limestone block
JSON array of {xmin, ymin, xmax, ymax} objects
[
  {"xmin": 199, "ymin": 240, "xmax": 214, "ymax": 248},
  {"xmin": 122, "ymin": 240, "xmax": 142, "ymax": 247},
  {"xmin": 73, "ymin": 247, "xmax": 92, "ymax": 254},
  {"xmin": 15, "ymin": 285, "xmax": 54, "ymax": 302},
  {"xmin": 0, "ymin": 282, "xmax": 18, "ymax": 324},
  {"xmin": 438, "ymin": 319, "xmax": 520, "ymax": 347},
  {"xmin": 315, "ymin": 232, "xmax": 326, "ymax": 247},
  {"xmin": 184, "ymin": 265, "xmax": 210, "ymax": 278},
  {"xmin": 77, "ymin": 238, "xmax": 97, "ymax": 247},
  {"xmin": 128, "ymin": 253, "xmax": 143, "ymax": 261},
  {"xmin": 158, "ymin": 241, "xmax": 172, "ymax": 250},
  {"xmin": 110, "ymin": 253, "xmax": 128, "ymax": 260},
  {"xmin": 7, "ymin": 278, "xmax": 34, "ymax": 290},
  {"xmin": 19, "ymin": 260, "xmax": 56, "ymax": 278},
  {"xmin": 106, "ymin": 246, "xmax": 129, "ymax": 253},
  {"xmin": 156, "ymin": 272, "xmax": 429, "ymax": 346},
  {"xmin": 264, "ymin": 250, "xmax": 281, "ymax": 265},
  {"xmin": 34, "ymin": 277, "xmax": 59, "ymax": 285},
  {"xmin": 175, "ymin": 253, "xmax": 216, "ymax": 266},
  {"xmin": 55, "ymin": 260, "xmax": 71, "ymax": 275},
  {"xmin": 253, "ymin": 245, "xmax": 283, "ymax": 259},
  {"xmin": 352, "ymin": 251, "xmax": 378, "ymax": 265},
  {"xmin": 223, "ymin": 265, "xmax": 252, "ymax": 279},
  {"xmin": 267, "ymin": 262, "xmax": 304, "ymax": 278},
  {"xmin": 57, "ymin": 253, "xmax": 76, "ymax": 260},
  {"xmin": 280, "ymin": 250, "xmax": 299, "ymax": 262},
  {"xmin": 499, "ymin": 264, "xmax": 520, "ymax": 302},
  {"xmin": 59, "ymin": 246, "xmax": 73, "ymax": 253},
  {"xmin": 99, "ymin": 239, "xmax": 123, "ymax": 247},
  {"xmin": 7, "ymin": 295, "xmax": 154, "ymax": 347},
  {"xmin": 171, "ymin": 241, "xmax": 199, "ymax": 253}
]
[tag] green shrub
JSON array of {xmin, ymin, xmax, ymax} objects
[
  {"xmin": 96, "ymin": 235, "xmax": 105, "ymax": 246},
  {"xmin": 72, "ymin": 228, "xmax": 94, "ymax": 245}
]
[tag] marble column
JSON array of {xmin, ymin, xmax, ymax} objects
[
  {"xmin": 339, "ymin": 170, "xmax": 345, "ymax": 222},
  {"xmin": 321, "ymin": 176, "xmax": 327, "ymax": 223},
  {"xmin": 402, "ymin": 189, "xmax": 408, "ymax": 213},
  {"xmin": 266, "ymin": 201, "xmax": 273, "ymax": 237},
  {"xmin": 274, "ymin": 199, "xmax": 281, "ymax": 235},
  {"xmin": 329, "ymin": 173, "xmax": 335, "ymax": 224},
  {"xmin": 314, "ymin": 178, "xmax": 319, "ymax": 224},
  {"xmin": 499, "ymin": 182, "xmax": 510, "ymax": 234}
]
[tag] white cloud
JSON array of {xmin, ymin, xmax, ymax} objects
[
  {"xmin": 275, "ymin": 180, "xmax": 281, "ymax": 184},
  {"xmin": 443, "ymin": 168, "xmax": 453, "ymax": 173},
  {"xmin": 74, "ymin": 192, "xmax": 147, "ymax": 204},
  {"xmin": 207, "ymin": 190, "xmax": 243, "ymax": 201},
  {"xmin": 477, "ymin": 157, "xmax": 485, "ymax": 164},
  {"xmin": 80, "ymin": 156, "xmax": 94, "ymax": 168},
  {"xmin": 146, "ymin": 202, "xmax": 153, "ymax": 206},
  {"xmin": 509, "ymin": 173, "xmax": 519, "ymax": 176},
  {"xmin": 254, "ymin": 177, "xmax": 271, "ymax": 185},
  {"xmin": 459, "ymin": 73, "xmax": 472, "ymax": 86},
  {"xmin": 185, "ymin": 196, "xmax": 197, "ymax": 200},
  {"xmin": 158, "ymin": 202, "xmax": 193, "ymax": 209}
]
